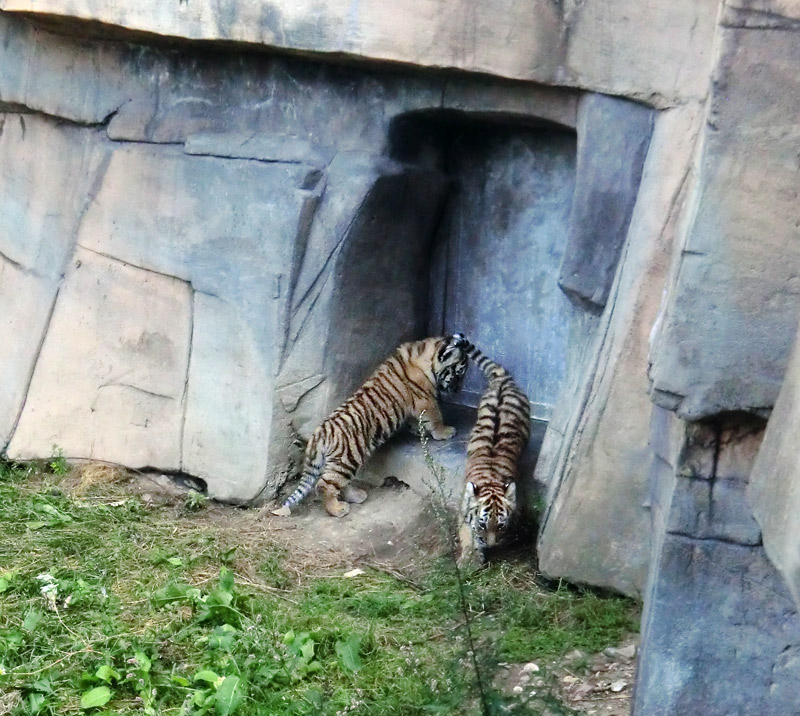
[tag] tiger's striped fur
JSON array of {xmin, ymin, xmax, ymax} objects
[
  {"xmin": 273, "ymin": 335, "xmax": 470, "ymax": 518},
  {"xmin": 455, "ymin": 336, "xmax": 531, "ymax": 565}
]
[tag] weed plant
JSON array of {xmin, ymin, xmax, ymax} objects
[{"xmin": 0, "ymin": 457, "xmax": 638, "ymax": 715}]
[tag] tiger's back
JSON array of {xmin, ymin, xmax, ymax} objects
[
  {"xmin": 274, "ymin": 335, "xmax": 469, "ymax": 518},
  {"xmin": 457, "ymin": 338, "xmax": 531, "ymax": 564}
]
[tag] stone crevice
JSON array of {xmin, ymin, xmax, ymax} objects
[
  {"xmin": 178, "ymin": 287, "xmax": 196, "ymax": 473},
  {"xmin": 0, "ymin": 101, "xmax": 121, "ymax": 130},
  {"xmin": 95, "ymin": 382, "xmax": 176, "ymax": 403},
  {"xmin": 722, "ymin": 8, "xmax": 800, "ymax": 32},
  {"xmin": 76, "ymin": 243, "xmax": 194, "ymax": 287},
  {"xmin": 666, "ymin": 529, "xmax": 763, "ymax": 550},
  {"xmin": 0, "ymin": 248, "xmax": 28, "ymax": 274},
  {"xmin": 4, "ymin": 285, "xmax": 61, "ymax": 453}
]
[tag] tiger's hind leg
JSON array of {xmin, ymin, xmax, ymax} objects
[
  {"xmin": 342, "ymin": 484, "xmax": 368, "ymax": 504},
  {"xmin": 318, "ymin": 465, "xmax": 354, "ymax": 517}
]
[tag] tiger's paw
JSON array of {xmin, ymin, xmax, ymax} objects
[
  {"xmin": 431, "ymin": 425, "xmax": 456, "ymax": 440},
  {"xmin": 271, "ymin": 506, "xmax": 292, "ymax": 517},
  {"xmin": 456, "ymin": 550, "xmax": 485, "ymax": 572},
  {"xmin": 342, "ymin": 485, "xmax": 368, "ymax": 504},
  {"xmin": 324, "ymin": 499, "xmax": 351, "ymax": 518}
]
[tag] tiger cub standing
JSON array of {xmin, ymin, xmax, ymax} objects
[
  {"xmin": 273, "ymin": 335, "xmax": 470, "ymax": 518},
  {"xmin": 455, "ymin": 337, "xmax": 531, "ymax": 566}
]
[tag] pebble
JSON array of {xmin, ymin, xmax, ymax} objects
[
  {"xmin": 609, "ymin": 679, "xmax": 627, "ymax": 693},
  {"xmin": 522, "ymin": 662, "xmax": 540, "ymax": 673},
  {"xmin": 513, "ymin": 686, "xmax": 524, "ymax": 694}
]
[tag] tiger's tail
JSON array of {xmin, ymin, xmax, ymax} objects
[
  {"xmin": 451, "ymin": 333, "xmax": 506, "ymax": 381},
  {"xmin": 272, "ymin": 445, "xmax": 324, "ymax": 516}
]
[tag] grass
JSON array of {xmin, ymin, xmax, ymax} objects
[{"xmin": 0, "ymin": 458, "xmax": 639, "ymax": 716}]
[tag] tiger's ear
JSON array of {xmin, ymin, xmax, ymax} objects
[
  {"xmin": 439, "ymin": 333, "xmax": 467, "ymax": 361},
  {"xmin": 438, "ymin": 342, "xmax": 455, "ymax": 362},
  {"xmin": 504, "ymin": 482, "xmax": 517, "ymax": 505}
]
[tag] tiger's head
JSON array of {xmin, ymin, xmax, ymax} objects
[
  {"xmin": 463, "ymin": 481, "xmax": 517, "ymax": 552},
  {"xmin": 433, "ymin": 333, "xmax": 470, "ymax": 394}
]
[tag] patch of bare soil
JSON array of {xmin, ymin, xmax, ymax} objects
[
  {"xmin": 495, "ymin": 639, "xmax": 638, "ymax": 716},
  {"xmin": 95, "ymin": 467, "xmax": 447, "ymax": 578}
]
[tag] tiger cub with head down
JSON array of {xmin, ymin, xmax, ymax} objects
[
  {"xmin": 455, "ymin": 336, "xmax": 531, "ymax": 566},
  {"xmin": 273, "ymin": 335, "xmax": 470, "ymax": 518}
]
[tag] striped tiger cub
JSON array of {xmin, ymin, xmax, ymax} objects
[
  {"xmin": 273, "ymin": 335, "xmax": 470, "ymax": 518},
  {"xmin": 455, "ymin": 336, "xmax": 531, "ymax": 565}
]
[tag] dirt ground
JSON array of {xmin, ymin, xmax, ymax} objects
[{"xmin": 495, "ymin": 640, "xmax": 637, "ymax": 716}]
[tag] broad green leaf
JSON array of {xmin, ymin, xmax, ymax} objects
[
  {"xmin": 335, "ymin": 634, "xmax": 362, "ymax": 673},
  {"xmin": 95, "ymin": 665, "xmax": 121, "ymax": 683},
  {"xmin": 166, "ymin": 557, "xmax": 183, "ymax": 567},
  {"xmin": 170, "ymin": 675, "xmax": 191, "ymax": 687},
  {"xmin": 22, "ymin": 609, "xmax": 43, "ymax": 633},
  {"xmin": 303, "ymin": 689, "xmax": 323, "ymax": 709},
  {"xmin": 219, "ymin": 567, "xmax": 234, "ymax": 594},
  {"xmin": 215, "ymin": 675, "xmax": 244, "ymax": 716},
  {"xmin": 25, "ymin": 521, "xmax": 47, "ymax": 531},
  {"xmin": 80, "ymin": 685, "xmax": 112, "ymax": 709},
  {"xmin": 209, "ymin": 624, "xmax": 236, "ymax": 650},
  {"xmin": 133, "ymin": 652, "xmax": 151, "ymax": 673},
  {"xmin": 194, "ymin": 669, "xmax": 221, "ymax": 685},
  {"xmin": 152, "ymin": 582, "xmax": 191, "ymax": 604},
  {"xmin": 300, "ymin": 639, "xmax": 315, "ymax": 661},
  {"xmin": 0, "ymin": 573, "xmax": 12, "ymax": 593},
  {"xmin": 27, "ymin": 692, "xmax": 46, "ymax": 714},
  {"xmin": 305, "ymin": 661, "xmax": 323, "ymax": 674}
]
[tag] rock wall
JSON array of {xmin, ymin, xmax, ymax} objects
[
  {"xmin": 0, "ymin": 9, "xmax": 584, "ymax": 503},
  {"xmin": 0, "ymin": 0, "xmax": 718, "ymax": 105},
  {"xmin": 635, "ymin": 410, "xmax": 800, "ymax": 716}
]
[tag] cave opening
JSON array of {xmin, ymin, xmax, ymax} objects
[{"xmin": 361, "ymin": 109, "xmax": 578, "ymax": 514}]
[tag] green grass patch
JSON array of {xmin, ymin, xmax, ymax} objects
[{"xmin": 0, "ymin": 458, "xmax": 638, "ymax": 715}]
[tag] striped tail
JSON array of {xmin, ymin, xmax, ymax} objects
[
  {"xmin": 452, "ymin": 333, "xmax": 506, "ymax": 381},
  {"xmin": 271, "ymin": 451, "xmax": 323, "ymax": 516}
]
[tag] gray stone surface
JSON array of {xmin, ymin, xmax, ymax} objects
[
  {"xmin": 649, "ymin": 9, "xmax": 800, "ymax": 419},
  {"xmin": 0, "ymin": 12, "xmax": 141, "ymax": 123},
  {"xmin": 430, "ymin": 127, "xmax": 576, "ymax": 419},
  {"xmin": 9, "ymin": 247, "xmax": 192, "ymax": 468},
  {"xmin": 182, "ymin": 293, "xmax": 273, "ymax": 502},
  {"xmin": 635, "ymin": 535, "xmax": 800, "ymax": 716},
  {"xmin": 558, "ymin": 93, "xmax": 654, "ymax": 310},
  {"xmin": 634, "ymin": 412, "xmax": 800, "ymax": 716},
  {"xmin": 0, "ymin": 0, "xmax": 718, "ymax": 105},
  {"xmin": 750, "ymin": 324, "xmax": 800, "ymax": 606},
  {"xmin": 0, "ymin": 113, "xmax": 103, "ymax": 447},
  {"xmin": 536, "ymin": 104, "xmax": 702, "ymax": 597},
  {"xmin": 0, "ymin": 260, "xmax": 56, "ymax": 448}
]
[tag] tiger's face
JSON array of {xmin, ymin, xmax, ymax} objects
[
  {"xmin": 434, "ymin": 334, "xmax": 469, "ymax": 394},
  {"xmin": 464, "ymin": 481, "xmax": 517, "ymax": 552}
]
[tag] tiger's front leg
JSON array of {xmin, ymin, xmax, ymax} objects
[
  {"xmin": 418, "ymin": 400, "xmax": 456, "ymax": 440},
  {"xmin": 457, "ymin": 522, "xmax": 484, "ymax": 570}
]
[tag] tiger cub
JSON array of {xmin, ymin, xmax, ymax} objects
[
  {"xmin": 455, "ymin": 337, "xmax": 531, "ymax": 565},
  {"xmin": 273, "ymin": 335, "xmax": 470, "ymax": 518}
]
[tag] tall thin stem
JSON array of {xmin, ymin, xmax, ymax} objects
[{"xmin": 418, "ymin": 417, "xmax": 491, "ymax": 716}]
